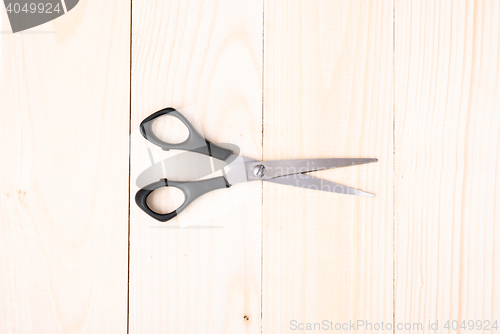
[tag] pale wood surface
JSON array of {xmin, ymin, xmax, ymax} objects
[
  {"xmin": 2, "ymin": 0, "xmax": 500, "ymax": 333},
  {"xmin": 262, "ymin": 1, "xmax": 393, "ymax": 332},
  {"xmin": 0, "ymin": 1, "xmax": 130, "ymax": 333},
  {"xmin": 129, "ymin": 0, "xmax": 263, "ymax": 333},
  {"xmin": 395, "ymin": 0, "xmax": 500, "ymax": 331}
]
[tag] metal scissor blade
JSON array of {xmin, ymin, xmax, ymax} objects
[
  {"xmin": 247, "ymin": 158, "xmax": 378, "ymax": 180},
  {"xmin": 265, "ymin": 174, "xmax": 375, "ymax": 197}
]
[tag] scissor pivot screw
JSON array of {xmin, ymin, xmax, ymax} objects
[{"xmin": 253, "ymin": 164, "xmax": 266, "ymax": 178}]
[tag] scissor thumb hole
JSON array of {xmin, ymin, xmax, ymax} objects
[
  {"xmin": 151, "ymin": 113, "xmax": 189, "ymax": 144},
  {"xmin": 146, "ymin": 186, "xmax": 186, "ymax": 215}
]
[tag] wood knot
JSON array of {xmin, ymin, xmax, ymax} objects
[{"xmin": 243, "ymin": 315, "xmax": 250, "ymax": 321}]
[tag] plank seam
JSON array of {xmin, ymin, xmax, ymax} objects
[
  {"xmin": 260, "ymin": 1, "xmax": 265, "ymax": 333},
  {"xmin": 392, "ymin": 1, "xmax": 396, "ymax": 334},
  {"xmin": 127, "ymin": 0, "xmax": 132, "ymax": 333}
]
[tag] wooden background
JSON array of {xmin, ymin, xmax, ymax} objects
[{"xmin": 1, "ymin": 0, "xmax": 498, "ymax": 333}]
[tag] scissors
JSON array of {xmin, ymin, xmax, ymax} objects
[{"xmin": 136, "ymin": 108, "xmax": 377, "ymax": 222}]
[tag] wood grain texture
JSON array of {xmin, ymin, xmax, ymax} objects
[
  {"xmin": 129, "ymin": 0, "xmax": 262, "ymax": 333},
  {"xmin": 262, "ymin": 1, "xmax": 393, "ymax": 332},
  {"xmin": 395, "ymin": 0, "xmax": 500, "ymax": 330},
  {"xmin": 0, "ymin": 1, "xmax": 130, "ymax": 333},
  {"xmin": 2, "ymin": 0, "xmax": 499, "ymax": 332}
]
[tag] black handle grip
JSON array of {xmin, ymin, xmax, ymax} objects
[
  {"xmin": 135, "ymin": 176, "xmax": 231, "ymax": 222},
  {"xmin": 140, "ymin": 108, "xmax": 233, "ymax": 161}
]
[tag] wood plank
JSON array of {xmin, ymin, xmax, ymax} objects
[
  {"xmin": 129, "ymin": 1, "xmax": 263, "ymax": 333},
  {"xmin": 262, "ymin": 1, "xmax": 393, "ymax": 332},
  {"xmin": 395, "ymin": 0, "xmax": 500, "ymax": 330},
  {"xmin": 0, "ymin": 1, "xmax": 130, "ymax": 333}
]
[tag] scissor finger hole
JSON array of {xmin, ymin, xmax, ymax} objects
[
  {"xmin": 152, "ymin": 114, "xmax": 189, "ymax": 144},
  {"xmin": 146, "ymin": 186, "xmax": 185, "ymax": 214}
]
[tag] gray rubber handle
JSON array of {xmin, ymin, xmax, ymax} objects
[
  {"xmin": 140, "ymin": 108, "xmax": 233, "ymax": 161},
  {"xmin": 135, "ymin": 176, "xmax": 231, "ymax": 222}
]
